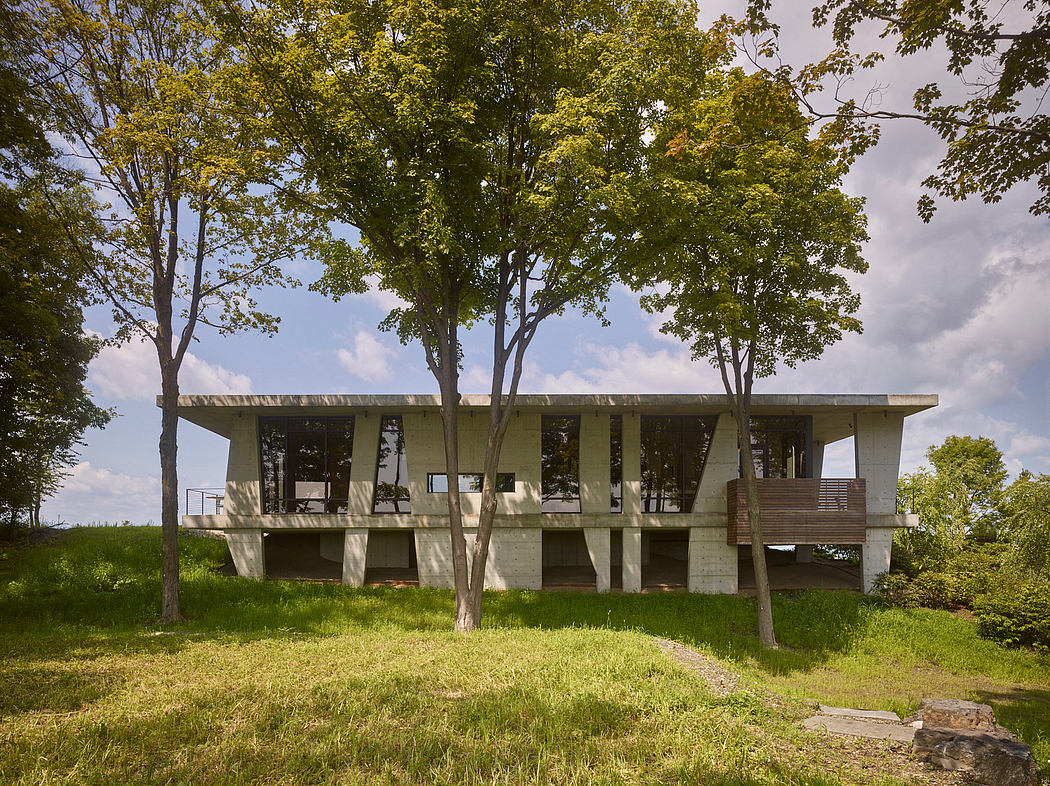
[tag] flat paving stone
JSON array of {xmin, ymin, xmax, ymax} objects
[
  {"xmin": 819, "ymin": 705, "xmax": 902, "ymax": 723},
  {"xmin": 803, "ymin": 715, "xmax": 917, "ymax": 743}
]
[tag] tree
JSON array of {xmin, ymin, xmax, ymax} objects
[
  {"xmin": 928, "ymin": 435, "xmax": 1007, "ymax": 538},
  {"xmin": 1, "ymin": 7, "xmax": 110, "ymax": 538},
  {"xmin": 226, "ymin": 0, "xmax": 708, "ymax": 629},
  {"xmin": 24, "ymin": 0, "xmax": 315, "ymax": 621},
  {"xmin": 628, "ymin": 68, "xmax": 868, "ymax": 648},
  {"xmin": 1000, "ymin": 470, "xmax": 1050, "ymax": 581},
  {"xmin": 0, "ymin": 183, "xmax": 112, "ymax": 538},
  {"xmin": 743, "ymin": 0, "xmax": 1050, "ymax": 218}
]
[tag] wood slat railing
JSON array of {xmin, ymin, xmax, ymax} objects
[{"xmin": 726, "ymin": 478, "xmax": 866, "ymax": 545}]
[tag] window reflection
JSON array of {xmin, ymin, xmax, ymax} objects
[
  {"xmin": 373, "ymin": 415, "xmax": 411, "ymax": 513},
  {"xmin": 427, "ymin": 473, "xmax": 515, "ymax": 493},
  {"xmin": 541, "ymin": 415, "xmax": 581, "ymax": 513},
  {"xmin": 640, "ymin": 415, "xmax": 717, "ymax": 512},
  {"xmin": 260, "ymin": 416, "xmax": 354, "ymax": 513},
  {"xmin": 748, "ymin": 416, "xmax": 811, "ymax": 479},
  {"xmin": 610, "ymin": 414, "xmax": 622, "ymax": 513}
]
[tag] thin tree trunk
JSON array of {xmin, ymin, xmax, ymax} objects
[
  {"xmin": 735, "ymin": 407, "xmax": 777, "ymax": 649},
  {"xmin": 158, "ymin": 360, "xmax": 184, "ymax": 623}
]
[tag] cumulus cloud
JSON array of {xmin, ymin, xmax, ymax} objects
[
  {"xmin": 88, "ymin": 336, "xmax": 253, "ymax": 401},
  {"xmin": 336, "ymin": 330, "xmax": 399, "ymax": 383},
  {"xmin": 40, "ymin": 462, "xmax": 161, "ymax": 525}
]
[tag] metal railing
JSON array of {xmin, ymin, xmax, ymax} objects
[
  {"xmin": 185, "ymin": 487, "xmax": 225, "ymax": 516},
  {"xmin": 726, "ymin": 478, "xmax": 866, "ymax": 545}
]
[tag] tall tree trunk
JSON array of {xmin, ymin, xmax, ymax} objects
[
  {"xmin": 734, "ymin": 406, "xmax": 777, "ymax": 649},
  {"xmin": 158, "ymin": 360, "xmax": 184, "ymax": 623}
]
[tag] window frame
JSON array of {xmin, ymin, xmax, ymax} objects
[
  {"xmin": 640, "ymin": 414, "xmax": 718, "ymax": 513},
  {"xmin": 258, "ymin": 415, "xmax": 355, "ymax": 514}
]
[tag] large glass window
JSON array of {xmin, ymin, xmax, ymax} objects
[
  {"xmin": 427, "ymin": 473, "xmax": 515, "ymax": 493},
  {"xmin": 610, "ymin": 414, "xmax": 623, "ymax": 513},
  {"xmin": 541, "ymin": 415, "xmax": 581, "ymax": 513},
  {"xmin": 259, "ymin": 416, "xmax": 354, "ymax": 513},
  {"xmin": 640, "ymin": 415, "xmax": 717, "ymax": 512},
  {"xmin": 373, "ymin": 415, "xmax": 411, "ymax": 513},
  {"xmin": 748, "ymin": 415, "xmax": 811, "ymax": 479}
]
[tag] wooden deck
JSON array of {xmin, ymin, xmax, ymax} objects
[{"xmin": 726, "ymin": 478, "xmax": 867, "ymax": 545}]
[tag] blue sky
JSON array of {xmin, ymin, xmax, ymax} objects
[{"xmin": 42, "ymin": 3, "xmax": 1050, "ymax": 525}]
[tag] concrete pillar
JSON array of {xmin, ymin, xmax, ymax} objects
[
  {"xmin": 854, "ymin": 411, "xmax": 905, "ymax": 515},
  {"xmin": 225, "ymin": 529, "xmax": 263, "ymax": 579},
  {"xmin": 862, "ymin": 527, "xmax": 893, "ymax": 593},
  {"xmin": 583, "ymin": 527, "xmax": 611, "ymax": 593},
  {"xmin": 342, "ymin": 527, "xmax": 368, "ymax": 586},
  {"xmin": 622, "ymin": 412, "xmax": 641, "ymax": 514},
  {"xmin": 622, "ymin": 528, "xmax": 642, "ymax": 593},
  {"xmin": 348, "ymin": 414, "xmax": 382, "ymax": 514},
  {"xmin": 224, "ymin": 415, "xmax": 260, "ymax": 515},
  {"xmin": 795, "ymin": 545, "xmax": 814, "ymax": 563},
  {"xmin": 691, "ymin": 413, "xmax": 739, "ymax": 513},
  {"xmin": 580, "ymin": 414, "xmax": 610, "ymax": 514},
  {"xmin": 687, "ymin": 527, "xmax": 738, "ymax": 593}
]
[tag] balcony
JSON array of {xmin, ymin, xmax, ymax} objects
[
  {"xmin": 186, "ymin": 487, "xmax": 225, "ymax": 516},
  {"xmin": 726, "ymin": 478, "xmax": 866, "ymax": 545}
]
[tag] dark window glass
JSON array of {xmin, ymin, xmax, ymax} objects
[
  {"xmin": 747, "ymin": 416, "xmax": 811, "ymax": 479},
  {"xmin": 541, "ymin": 415, "xmax": 580, "ymax": 513},
  {"xmin": 427, "ymin": 473, "xmax": 515, "ymax": 493},
  {"xmin": 373, "ymin": 415, "xmax": 411, "ymax": 513},
  {"xmin": 259, "ymin": 416, "xmax": 354, "ymax": 513},
  {"xmin": 640, "ymin": 415, "xmax": 717, "ymax": 513},
  {"xmin": 610, "ymin": 415, "xmax": 623, "ymax": 513}
]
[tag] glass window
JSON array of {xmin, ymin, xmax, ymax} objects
[
  {"xmin": 373, "ymin": 415, "xmax": 411, "ymax": 513},
  {"xmin": 748, "ymin": 416, "xmax": 811, "ymax": 479},
  {"xmin": 640, "ymin": 415, "xmax": 717, "ymax": 513},
  {"xmin": 427, "ymin": 473, "xmax": 515, "ymax": 493},
  {"xmin": 259, "ymin": 416, "xmax": 354, "ymax": 513},
  {"xmin": 541, "ymin": 415, "xmax": 581, "ymax": 513},
  {"xmin": 610, "ymin": 414, "xmax": 622, "ymax": 513}
]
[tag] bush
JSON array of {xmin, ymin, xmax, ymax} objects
[{"xmin": 974, "ymin": 582, "xmax": 1050, "ymax": 652}]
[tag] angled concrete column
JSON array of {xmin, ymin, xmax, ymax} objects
[
  {"xmin": 862, "ymin": 527, "xmax": 893, "ymax": 593},
  {"xmin": 580, "ymin": 414, "xmax": 610, "ymax": 514},
  {"xmin": 225, "ymin": 529, "xmax": 263, "ymax": 579},
  {"xmin": 812, "ymin": 441, "xmax": 825, "ymax": 479},
  {"xmin": 622, "ymin": 528, "xmax": 642, "ymax": 593},
  {"xmin": 224, "ymin": 415, "xmax": 260, "ymax": 515},
  {"xmin": 687, "ymin": 527, "xmax": 737, "ymax": 593},
  {"xmin": 622, "ymin": 413, "xmax": 641, "ymax": 514},
  {"xmin": 583, "ymin": 527, "xmax": 611, "ymax": 593},
  {"xmin": 342, "ymin": 528, "xmax": 368, "ymax": 586},
  {"xmin": 348, "ymin": 414, "xmax": 382, "ymax": 514}
]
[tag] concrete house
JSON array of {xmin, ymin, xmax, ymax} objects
[{"xmin": 178, "ymin": 393, "xmax": 936, "ymax": 594}]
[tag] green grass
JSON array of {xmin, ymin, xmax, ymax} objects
[{"xmin": 1, "ymin": 527, "xmax": 1048, "ymax": 784}]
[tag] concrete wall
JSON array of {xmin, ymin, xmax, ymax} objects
[
  {"xmin": 225, "ymin": 529, "xmax": 263, "ymax": 578},
  {"xmin": 855, "ymin": 412, "xmax": 905, "ymax": 591},
  {"xmin": 688, "ymin": 527, "xmax": 738, "ymax": 593},
  {"xmin": 224, "ymin": 416, "xmax": 260, "ymax": 515},
  {"xmin": 415, "ymin": 527, "xmax": 543, "ymax": 590}
]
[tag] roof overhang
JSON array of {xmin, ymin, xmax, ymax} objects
[{"xmin": 167, "ymin": 393, "xmax": 938, "ymax": 443}]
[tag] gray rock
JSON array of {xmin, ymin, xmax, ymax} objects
[
  {"xmin": 802, "ymin": 715, "xmax": 916, "ymax": 742},
  {"xmin": 930, "ymin": 733, "xmax": 1040, "ymax": 786},
  {"xmin": 920, "ymin": 698, "xmax": 996, "ymax": 731},
  {"xmin": 818, "ymin": 705, "xmax": 902, "ymax": 722}
]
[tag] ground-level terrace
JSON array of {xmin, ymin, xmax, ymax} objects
[{"xmin": 177, "ymin": 393, "xmax": 937, "ymax": 594}]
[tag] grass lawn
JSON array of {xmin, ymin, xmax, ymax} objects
[{"xmin": 1, "ymin": 527, "xmax": 1047, "ymax": 785}]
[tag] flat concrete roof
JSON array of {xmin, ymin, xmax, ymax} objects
[{"xmin": 170, "ymin": 393, "xmax": 937, "ymax": 444}]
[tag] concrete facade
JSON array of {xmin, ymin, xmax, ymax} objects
[{"xmin": 176, "ymin": 393, "xmax": 937, "ymax": 595}]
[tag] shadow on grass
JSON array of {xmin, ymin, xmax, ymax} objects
[{"xmin": 0, "ymin": 527, "xmax": 878, "ymax": 676}]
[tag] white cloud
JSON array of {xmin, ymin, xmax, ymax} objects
[
  {"xmin": 88, "ymin": 335, "xmax": 252, "ymax": 401},
  {"xmin": 336, "ymin": 330, "xmax": 398, "ymax": 383},
  {"xmin": 41, "ymin": 462, "xmax": 161, "ymax": 525}
]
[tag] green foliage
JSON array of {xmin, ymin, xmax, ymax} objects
[
  {"xmin": 928, "ymin": 435, "xmax": 1007, "ymax": 538},
  {"xmin": 0, "ymin": 183, "xmax": 111, "ymax": 532},
  {"xmin": 746, "ymin": 0, "xmax": 1050, "ymax": 217},
  {"xmin": 1000, "ymin": 470, "xmax": 1050, "ymax": 581},
  {"xmin": 974, "ymin": 582, "xmax": 1050, "ymax": 652}
]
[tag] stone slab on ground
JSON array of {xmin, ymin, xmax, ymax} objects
[
  {"xmin": 802, "ymin": 715, "xmax": 917, "ymax": 743},
  {"xmin": 819, "ymin": 705, "xmax": 901, "ymax": 723}
]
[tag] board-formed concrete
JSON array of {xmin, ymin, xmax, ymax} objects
[{"xmin": 178, "ymin": 393, "xmax": 937, "ymax": 594}]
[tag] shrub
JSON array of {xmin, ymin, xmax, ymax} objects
[{"xmin": 974, "ymin": 582, "xmax": 1050, "ymax": 652}]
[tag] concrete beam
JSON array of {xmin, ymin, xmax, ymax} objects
[
  {"xmin": 583, "ymin": 527, "xmax": 611, "ymax": 593},
  {"xmin": 342, "ymin": 528, "xmax": 368, "ymax": 586}
]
